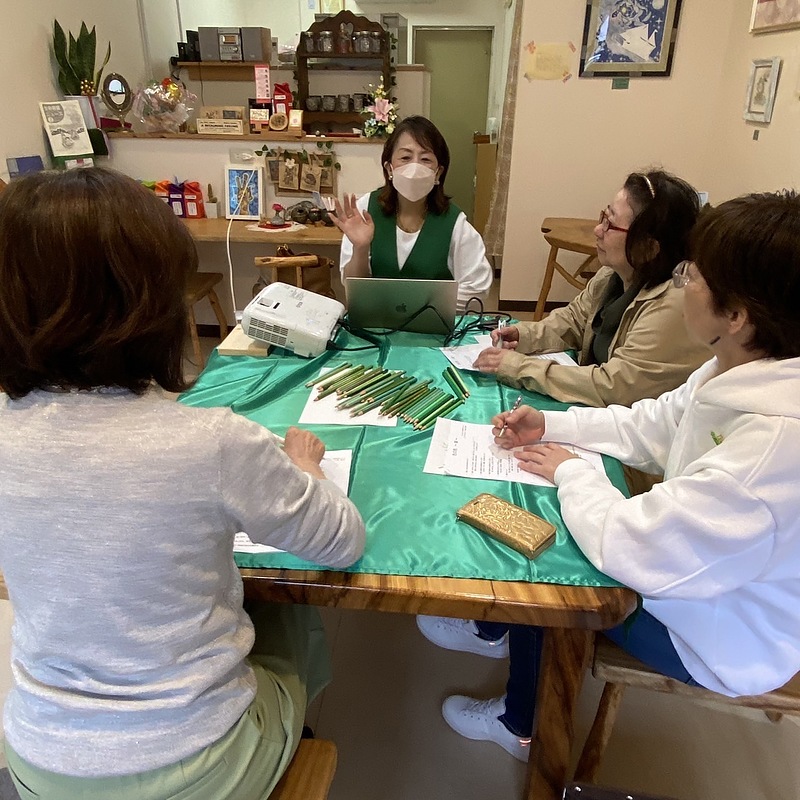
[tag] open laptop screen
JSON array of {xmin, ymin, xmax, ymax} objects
[{"xmin": 345, "ymin": 277, "xmax": 458, "ymax": 334}]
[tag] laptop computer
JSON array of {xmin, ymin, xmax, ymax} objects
[{"xmin": 345, "ymin": 277, "xmax": 458, "ymax": 335}]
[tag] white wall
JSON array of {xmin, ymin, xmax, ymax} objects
[
  {"xmin": 0, "ymin": 0, "xmax": 148, "ymax": 180},
  {"xmin": 500, "ymin": 0, "xmax": 743, "ymax": 303}
]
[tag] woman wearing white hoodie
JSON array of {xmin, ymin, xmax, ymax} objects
[{"xmin": 426, "ymin": 190, "xmax": 800, "ymax": 759}]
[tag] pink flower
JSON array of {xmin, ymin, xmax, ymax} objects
[{"xmin": 369, "ymin": 97, "xmax": 392, "ymax": 123}]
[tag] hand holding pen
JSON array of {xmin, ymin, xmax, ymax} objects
[
  {"xmin": 492, "ymin": 401, "xmax": 546, "ymax": 448},
  {"xmin": 489, "ymin": 323, "xmax": 520, "ymax": 350}
]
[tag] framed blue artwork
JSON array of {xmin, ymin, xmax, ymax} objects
[
  {"xmin": 224, "ymin": 165, "xmax": 264, "ymax": 220},
  {"xmin": 579, "ymin": 0, "xmax": 684, "ymax": 78}
]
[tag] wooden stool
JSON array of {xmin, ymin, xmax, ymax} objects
[
  {"xmin": 185, "ymin": 272, "xmax": 228, "ymax": 368},
  {"xmin": 534, "ymin": 217, "xmax": 600, "ymax": 321},
  {"xmin": 574, "ymin": 636, "xmax": 800, "ymax": 784},
  {"xmin": 270, "ymin": 739, "xmax": 337, "ymax": 800}
]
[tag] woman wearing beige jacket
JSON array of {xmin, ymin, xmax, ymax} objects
[{"xmin": 473, "ymin": 170, "xmax": 710, "ymax": 408}]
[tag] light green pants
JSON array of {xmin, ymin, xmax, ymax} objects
[{"xmin": 5, "ymin": 602, "xmax": 331, "ymax": 800}]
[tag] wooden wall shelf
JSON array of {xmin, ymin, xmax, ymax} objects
[
  {"xmin": 106, "ymin": 131, "xmax": 378, "ymax": 144},
  {"xmin": 177, "ymin": 61, "xmax": 292, "ymax": 81}
]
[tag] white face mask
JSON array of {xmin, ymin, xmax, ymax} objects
[{"xmin": 390, "ymin": 163, "xmax": 437, "ymax": 203}]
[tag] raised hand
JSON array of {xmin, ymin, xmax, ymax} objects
[{"xmin": 330, "ymin": 193, "xmax": 374, "ymax": 249}]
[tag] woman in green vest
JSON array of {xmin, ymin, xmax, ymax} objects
[{"xmin": 333, "ymin": 116, "xmax": 493, "ymax": 311}]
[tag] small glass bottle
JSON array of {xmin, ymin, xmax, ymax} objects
[
  {"xmin": 301, "ymin": 30, "xmax": 316, "ymax": 54},
  {"xmin": 318, "ymin": 31, "xmax": 334, "ymax": 54},
  {"xmin": 336, "ymin": 23, "xmax": 352, "ymax": 55},
  {"xmin": 355, "ymin": 31, "xmax": 371, "ymax": 54},
  {"xmin": 370, "ymin": 31, "xmax": 384, "ymax": 53}
]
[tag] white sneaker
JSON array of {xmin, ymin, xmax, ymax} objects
[
  {"xmin": 442, "ymin": 695, "xmax": 531, "ymax": 762},
  {"xmin": 416, "ymin": 616, "xmax": 509, "ymax": 659}
]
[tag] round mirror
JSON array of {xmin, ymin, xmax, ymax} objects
[{"xmin": 101, "ymin": 72, "xmax": 133, "ymax": 119}]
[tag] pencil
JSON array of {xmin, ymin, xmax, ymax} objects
[{"xmin": 304, "ymin": 362, "xmax": 352, "ymax": 388}]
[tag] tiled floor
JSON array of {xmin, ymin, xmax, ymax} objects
[{"xmin": 2, "ymin": 286, "xmax": 798, "ymax": 798}]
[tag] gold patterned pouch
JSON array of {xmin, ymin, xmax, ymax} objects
[{"xmin": 456, "ymin": 493, "xmax": 556, "ymax": 559}]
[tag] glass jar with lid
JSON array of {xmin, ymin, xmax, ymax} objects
[
  {"xmin": 370, "ymin": 31, "xmax": 384, "ymax": 53},
  {"xmin": 301, "ymin": 31, "xmax": 316, "ymax": 53},
  {"xmin": 318, "ymin": 31, "xmax": 334, "ymax": 54},
  {"xmin": 354, "ymin": 30, "xmax": 371, "ymax": 53}
]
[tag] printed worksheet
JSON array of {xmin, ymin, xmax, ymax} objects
[
  {"xmin": 440, "ymin": 339, "xmax": 577, "ymax": 372},
  {"xmin": 423, "ymin": 418, "xmax": 603, "ymax": 488},
  {"xmin": 298, "ymin": 368, "xmax": 398, "ymax": 427},
  {"xmin": 234, "ymin": 449, "xmax": 353, "ymax": 554}
]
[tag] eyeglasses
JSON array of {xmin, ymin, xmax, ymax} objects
[
  {"xmin": 672, "ymin": 260, "xmax": 692, "ymax": 288},
  {"xmin": 598, "ymin": 209, "xmax": 629, "ymax": 234}
]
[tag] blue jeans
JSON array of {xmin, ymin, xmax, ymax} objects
[{"xmin": 476, "ymin": 608, "xmax": 699, "ymax": 738}]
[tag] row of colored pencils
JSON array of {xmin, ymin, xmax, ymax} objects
[{"xmin": 305, "ymin": 362, "xmax": 468, "ymax": 430}]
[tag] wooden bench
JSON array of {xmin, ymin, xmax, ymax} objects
[
  {"xmin": 271, "ymin": 739, "xmax": 337, "ymax": 800},
  {"xmin": 574, "ymin": 636, "xmax": 800, "ymax": 783}
]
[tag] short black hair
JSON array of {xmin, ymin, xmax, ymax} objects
[
  {"xmin": 378, "ymin": 115, "xmax": 450, "ymax": 216},
  {"xmin": 691, "ymin": 190, "xmax": 800, "ymax": 359},
  {"xmin": 623, "ymin": 169, "xmax": 700, "ymax": 290},
  {"xmin": 0, "ymin": 168, "xmax": 197, "ymax": 399}
]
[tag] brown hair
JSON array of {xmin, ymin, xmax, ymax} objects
[
  {"xmin": 377, "ymin": 116, "xmax": 450, "ymax": 217},
  {"xmin": 622, "ymin": 169, "xmax": 700, "ymax": 290},
  {"xmin": 691, "ymin": 190, "xmax": 800, "ymax": 360},
  {"xmin": 0, "ymin": 168, "xmax": 197, "ymax": 399}
]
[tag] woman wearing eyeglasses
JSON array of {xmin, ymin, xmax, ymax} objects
[
  {"xmin": 473, "ymin": 170, "xmax": 710, "ymax": 409},
  {"xmin": 425, "ymin": 191, "xmax": 800, "ymax": 762}
]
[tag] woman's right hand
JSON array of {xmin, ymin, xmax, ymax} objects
[
  {"xmin": 331, "ymin": 193, "xmax": 374, "ymax": 249},
  {"xmin": 283, "ymin": 426, "xmax": 326, "ymax": 478},
  {"xmin": 490, "ymin": 326, "xmax": 520, "ymax": 349},
  {"xmin": 491, "ymin": 405, "xmax": 546, "ymax": 449}
]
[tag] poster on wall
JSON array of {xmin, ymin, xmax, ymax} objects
[
  {"xmin": 579, "ymin": 0, "xmax": 684, "ymax": 78},
  {"xmin": 750, "ymin": 0, "xmax": 800, "ymax": 33},
  {"xmin": 743, "ymin": 57, "xmax": 782, "ymax": 123}
]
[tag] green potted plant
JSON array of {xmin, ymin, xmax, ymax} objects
[{"xmin": 52, "ymin": 20, "xmax": 111, "ymax": 97}]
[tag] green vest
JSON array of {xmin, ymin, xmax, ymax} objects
[{"xmin": 368, "ymin": 191, "xmax": 459, "ymax": 281}]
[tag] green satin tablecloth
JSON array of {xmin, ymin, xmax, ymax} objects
[{"xmin": 179, "ymin": 328, "xmax": 625, "ymax": 588}]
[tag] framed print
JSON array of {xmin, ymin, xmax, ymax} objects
[
  {"xmin": 579, "ymin": 0, "xmax": 684, "ymax": 78},
  {"xmin": 750, "ymin": 0, "xmax": 800, "ymax": 33},
  {"xmin": 743, "ymin": 57, "xmax": 781, "ymax": 123},
  {"xmin": 320, "ymin": 0, "xmax": 344, "ymax": 13},
  {"xmin": 39, "ymin": 100, "xmax": 93, "ymax": 158},
  {"xmin": 224, "ymin": 165, "xmax": 264, "ymax": 220}
]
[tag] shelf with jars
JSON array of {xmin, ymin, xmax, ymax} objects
[{"xmin": 296, "ymin": 10, "xmax": 392, "ymax": 133}]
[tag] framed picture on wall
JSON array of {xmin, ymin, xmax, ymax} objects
[
  {"xmin": 320, "ymin": 0, "xmax": 344, "ymax": 13},
  {"xmin": 579, "ymin": 0, "xmax": 684, "ymax": 77},
  {"xmin": 750, "ymin": 0, "xmax": 800, "ymax": 33},
  {"xmin": 743, "ymin": 57, "xmax": 782, "ymax": 123},
  {"xmin": 224, "ymin": 165, "xmax": 264, "ymax": 220}
]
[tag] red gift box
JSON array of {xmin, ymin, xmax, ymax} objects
[
  {"xmin": 182, "ymin": 181, "xmax": 206, "ymax": 219},
  {"xmin": 273, "ymin": 82, "xmax": 293, "ymax": 115}
]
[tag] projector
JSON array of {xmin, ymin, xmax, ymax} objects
[{"xmin": 241, "ymin": 282, "xmax": 345, "ymax": 358}]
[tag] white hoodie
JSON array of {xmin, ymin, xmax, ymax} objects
[{"xmin": 542, "ymin": 356, "xmax": 800, "ymax": 697}]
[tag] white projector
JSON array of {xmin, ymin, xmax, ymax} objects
[{"xmin": 241, "ymin": 282, "xmax": 345, "ymax": 358}]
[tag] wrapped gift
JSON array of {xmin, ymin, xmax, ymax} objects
[
  {"xmin": 168, "ymin": 182, "xmax": 185, "ymax": 217},
  {"xmin": 273, "ymin": 82, "xmax": 293, "ymax": 115},
  {"xmin": 182, "ymin": 181, "xmax": 206, "ymax": 218},
  {"xmin": 153, "ymin": 179, "xmax": 171, "ymax": 205}
]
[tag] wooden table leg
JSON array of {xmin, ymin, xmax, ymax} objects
[{"xmin": 523, "ymin": 627, "xmax": 593, "ymax": 800}]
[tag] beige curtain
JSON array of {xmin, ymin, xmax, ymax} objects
[{"xmin": 483, "ymin": 0, "xmax": 524, "ymax": 262}]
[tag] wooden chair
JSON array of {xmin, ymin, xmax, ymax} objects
[
  {"xmin": 534, "ymin": 217, "xmax": 600, "ymax": 321},
  {"xmin": 254, "ymin": 250, "xmax": 336, "ymax": 300},
  {"xmin": 185, "ymin": 272, "xmax": 228, "ymax": 368},
  {"xmin": 574, "ymin": 636, "xmax": 800, "ymax": 784},
  {"xmin": 270, "ymin": 739, "xmax": 337, "ymax": 800}
]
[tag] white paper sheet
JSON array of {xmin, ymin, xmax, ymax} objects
[
  {"xmin": 440, "ymin": 342, "xmax": 577, "ymax": 372},
  {"xmin": 235, "ymin": 449, "xmax": 353, "ymax": 554},
  {"xmin": 423, "ymin": 418, "xmax": 604, "ymax": 488},
  {"xmin": 298, "ymin": 368, "xmax": 398, "ymax": 427}
]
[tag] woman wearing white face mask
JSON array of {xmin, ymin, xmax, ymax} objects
[{"xmin": 333, "ymin": 116, "xmax": 492, "ymax": 311}]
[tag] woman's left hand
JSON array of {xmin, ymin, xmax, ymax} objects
[
  {"xmin": 513, "ymin": 443, "xmax": 580, "ymax": 483},
  {"xmin": 473, "ymin": 346, "xmax": 510, "ymax": 373}
]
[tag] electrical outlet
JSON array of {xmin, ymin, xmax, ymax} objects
[{"xmin": 229, "ymin": 147, "xmax": 259, "ymax": 164}]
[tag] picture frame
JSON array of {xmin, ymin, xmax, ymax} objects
[
  {"xmin": 750, "ymin": 0, "xmax": 800, "ymax": 33},
  {"xmin": 224, "ymin": 165, "xmax": 264, "ymax": 220},
  {"xmin": 579, "ymin": 0, "xmax": 684, "ymax": 78},
  {"xmin": 743, "ymin": 57, "xmax": 782, "ymax": 123},
  {"xmin": 320, "ymin": 0, "xmax": 345, "ymax": 13}
]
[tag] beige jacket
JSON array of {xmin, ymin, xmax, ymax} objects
[{"xmin": 497, "ymin": 267, "xmax": 711, "ymax": 409}]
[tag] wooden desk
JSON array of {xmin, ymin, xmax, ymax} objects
[
  {"xmin": 535, "ymin": 218, "xmax": 599, "ymax": 321},
  {"xmin": 241, "ymin": 569, "xmax": 636, "ymax": 800},
  {"xmin": 182, "ymin": 217, "xmax": 343, "ymax": 246}
]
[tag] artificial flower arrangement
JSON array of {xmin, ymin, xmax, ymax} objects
[{"xmin": 361, "ymin": 81, "xmax": 398, "ymax": 138}]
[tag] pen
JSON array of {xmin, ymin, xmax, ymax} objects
[
  {"xmin": 494, "ymin": 318, "xmax": 504, "ymax": 349},
  {"xmin": 499, "ymin": 394, "xmax": 523, "ymax": 438}
]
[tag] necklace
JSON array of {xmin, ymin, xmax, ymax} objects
[{"xmin": 397, "ymin": 214, "xmax": 425, "ymax": 234}]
